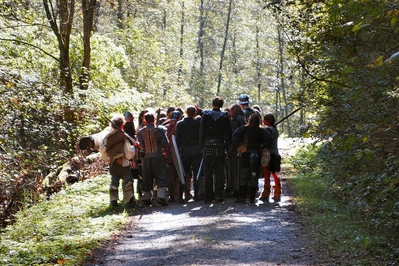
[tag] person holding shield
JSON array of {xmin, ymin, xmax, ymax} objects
[{"xmin": 175, "ymin": 106, "xmax": 203, "ymax": 203}]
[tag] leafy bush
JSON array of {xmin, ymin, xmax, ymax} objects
[
  {"xmin": 0, "ymin": 174, "xmax": 128, "ymax": 266},
  {"xmin": 290, "ymin": 143, "xmax": 399, "ymax": 265}
]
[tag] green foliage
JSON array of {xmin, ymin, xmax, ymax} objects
[
  {"xmin": 0, "ymin": 174, "xmax": 128, "ymax": 266},
  {"xmin": 277, "ymin": 0, "xmax": 399, "ymax": 261},
  {"xmin": 289, "ymin": 144, "xmax": 399, "ymax": 265}
]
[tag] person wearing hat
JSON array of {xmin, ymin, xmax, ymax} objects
[{"xmin": 237, "ymin": 94, "xmax": 256, "ymax": 123}]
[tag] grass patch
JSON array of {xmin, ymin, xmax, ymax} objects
[
  {"xmin": 0, "ymin": 174, "xmax": 131, "ymax": 266},
  {"xmin": 288, "ymin": 144, "xmax": 396, "ymax": 265}
]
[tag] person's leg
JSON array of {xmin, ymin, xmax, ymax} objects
[
  {"xmin": 249, "ymin": 168, "xmax": 260, "ymax": 203},
  {"xmin": 204, "ymin": 157, "xmax": 215, "ymax": 202},
  {"xmin": 214, "ymin": 156, "xmax": 225, "ymax": 201},
  {"xmin": 259, "ymin": 167, "xmax": 271, "ymax": 201},
  {"xmin": 166, "ymin": 163, "xmax": 176, "ymax": 202},
  {"xmin": 153, "ymin": 157, "xmax": 168, "ymax": 206},
  {"xmin": 271, "ymin": 172, "xmax": 281, "ymax": 201},
  {"xmin": 141, "ymin": 158, "xmax": 154, "ymax": 204},
  {"xmin": 235, "ymin": 167, "xmax": 249, "ymax": 203},
  {"xmin": 122, "ymin": 174, "xmax": 136, "ymax": 206},
  {"xmin": 109, "ymin": 175, "xmax": 120, "ymax": 206}
]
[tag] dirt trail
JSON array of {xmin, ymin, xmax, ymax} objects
[{"xmin": 84, "ymin": 139, "xmax": 322, "ymax": 266}]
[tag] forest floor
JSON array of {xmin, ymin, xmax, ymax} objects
[{"xmin": 84, "ymin": 139, "xmax": 327, "ymax": 266}]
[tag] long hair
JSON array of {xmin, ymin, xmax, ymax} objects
[{"xmin": 246, "ymin": 112, "xmax": 262, "ymax": 128}]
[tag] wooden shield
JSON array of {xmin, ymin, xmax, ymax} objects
[{"xmin": 172, "ymin": 135, "xmax": 185, "ymax": 184}]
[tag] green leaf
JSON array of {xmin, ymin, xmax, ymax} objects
[
  {"xmin": 391, "ymin": 17, "xmax": 397, "ymax": 27},
  {"xmin": 341, "ymin": 67, "xmax": 355, "ymax": 74}
]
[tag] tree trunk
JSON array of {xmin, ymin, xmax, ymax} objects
[
  {"xmin": 80, "ymin": 0, "xmax": 97, "ymax": 90},
  {"xmin": 256, "ymin": 25, "xmax": 261, "ymax": 102},
  {"xmin": 216, "ymin": 0, "xmax": 233, "ymax": 95},
  {"xmin": 277, "ymin": 25, "xmax": 292, "ymax": 136},
  {"xmin": 177, "ymin": 0, "xmax": 185, "ymax": 83},
  {"xmin": 43, "ymin": 0, "xmax": 75, "ymax": 94},
  {"xmin": 117, "ymin": 0, "xmax": 124, "ymax": 29}
]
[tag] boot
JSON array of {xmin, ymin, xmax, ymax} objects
[
  {"xmin": 234, "ymin": 185, "xmax": 247, "ymax": 203},
  {"xmin": 123, "ymin": 182, "xmax": 135, "ymax": 206},
  {"xmin": 185, "ymin": 179, "xmax": 192, "ymax": 201},
  {"xmin": 272, "ymin": 184, "xmax": 282, "ymax": 202},
  {"xmin": 249, "ymin": 187, "xmax": 257, "ymax": 203},
  {"xmin": 156, "ymin": 187, "xmax": 168, "ymax": 206},
  {"xmin": 259, "ymin": 185, "xmax": 271, "ymax": 202},
  {"xmin": 109, "ymin": 185, "xmax": 119, "ymax": 206}
]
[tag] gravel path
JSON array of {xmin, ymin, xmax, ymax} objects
[{"xmin": 84, "ymin": 139, "xmax": 322, "ymax": 266}]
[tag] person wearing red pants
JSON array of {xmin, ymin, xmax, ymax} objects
[{"xmin": 259, "ymin": 113, "xmax": 282, "ymax": 202}]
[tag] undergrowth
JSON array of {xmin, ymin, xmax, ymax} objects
[
  {"xmin": 288, "ymin": 143, "xmax": 398, "ymax": 266},
  {"xmin": 0, "ymin": 174, "xmax": 130, "ymax": 266}
]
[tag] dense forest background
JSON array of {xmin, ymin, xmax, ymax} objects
[{"xmin": 1, "ymin": 0, "xmax": 398, "ymax": 262}]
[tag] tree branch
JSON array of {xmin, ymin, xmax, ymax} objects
[{"xmin": 0, "ymin": 38, "xmax": 59, "ymax": 62}]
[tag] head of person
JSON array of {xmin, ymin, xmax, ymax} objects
[
  {"xmin": 237, "ymin": 94, "xmax": 250, "ymax": 107},
  {"xmin": 166, "ymin": 107, "xmax": 175, "ymax": 118},
  {"xmin": 110, "ymin": 115, "xmax": 125, "ymax": 129},
  {"xmin": 263, "ymin": 113, "xmax": 276, "ymax": 127},
  {"xmin": 170, "ymin": 110, "xmax": 182, "ymax": 121},
  {"xmin": 246, "ymin": 112, "xmax": 262, "ymax": 128},
  {"xmin": 144, "ymin": 112, "xmax": 155, "ymax": 125},
  {"xmin": 124, "ymin": 111, "xmax": 134, "ymax": 122},
  {"xmin": 139, "ymin": 109, "xmax": 149, "ymax": 125},
  {"xmin": 185, "ymin": 105, "xmax": 196, "ymax": 118},
  {"xmin": 252, "ymin": 105, "xmax": 262, "ymax": 114},
  {"xmin": 176, "ymin": 107, "xmax": 184, "ymax": 116},
  {"xmin": 230, "ymin": 103, "xmax": 243, "ymax": 117},
  {"xmin": 212, "ymin": 96, "xmax": 224, "ymax": 109}
]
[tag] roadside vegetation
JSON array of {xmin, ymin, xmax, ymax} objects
[
  {"xmin": 289, "ymin": 143, "xmax": 398, "ymax": 266},
  {"xmin": 0, "ymin": 174, "xmax": 131, "ymax": 266}
]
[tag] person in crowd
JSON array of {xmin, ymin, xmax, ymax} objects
[
  {"xmin": 199, "ymin": 96, "xmax": 232, "ymax": 204},
  {"xmin": 157, "ymin": 109, "xmax": 167, "ymax": 125},
  {"xmin": 237, "ymin": 94, "xmax": 255, "ymax": 122},
  {"xmin": 233, "ymin": 112, "xmax": 272, "ymax": 204},
  {"xmin": 164, "ymin": 110, "xmax": 182, "ymax": 203},
  {"xmin": 136, "ymin": 112, "xmax": 169, "ymax": 206},
  {"xmin": 124, "ymin": 111, "xmax": 136, "ymax": 138},
  {"xmin": 103, "ymin": 115, "xmax": 137, "ymax": 208},
  {"xmin": 226, "ymin": 104, "xmax": 246, "ymax": 196},
  {"xmin": 259, "ymin": 113, "xmax": 282, "ymax": 202},
  {"xmin": 138, "ymin": 109, "xmax": 149, "ymax": 129},
  {"xmin": 123, "ymin": 111, "xmax": 143, "ymax": 199},
  {"xmin": 161, "ymin": 107, "xmax": 176, "ymax": 126},
  {"xmin": 252, "ymin": 105, "xmax": 262, "ymax": 115},
  {"xmin": 175, "ymin": 105, "xmax": 203, "ymax": 203}
]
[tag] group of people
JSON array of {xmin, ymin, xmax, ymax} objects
[{"xmin": 101, "ymin": 94, "xmax": 281, "ymax": 208}]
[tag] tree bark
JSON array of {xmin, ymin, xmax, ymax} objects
[
  {"xmin": 177, "ymin": 0, "xmax": 185, "ymax": 83},
  {"xmin": 80, "ymin": 0, "xmax": 97, "ymax": 90},
  {"xmin": 216, "ymin": 0, "xmax": 233, "ymax": 95},
  {"xmin": 43, "ymin": 0, "xmax": 75, "ymax": 94}
]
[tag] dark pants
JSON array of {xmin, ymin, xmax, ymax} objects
[
  {"xmin": 180, "ymin": 145, "xmax": 202, "ymax": 199},
  {"xmin": 204, "ymin": 156, "xmax": 225, "ymax": 201},
  {"xmin": 142, "ymin": 156, "xmax": 168, "ymax": 191},
  {"xmin": 167, "ymin": 163, "xmax": 179, "ymax": 199}
]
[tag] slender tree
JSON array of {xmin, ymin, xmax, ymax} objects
[
  {"xmin": 216, "ymin": 0, "xmax": 233, "ymax": 95},
  {"xmin": 43, "ymin": 0, "xmax": 75, "ymax": 93},
  {"xmin": 80, "ymin": 0, "xmax": 97, "ymax": 90}
]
